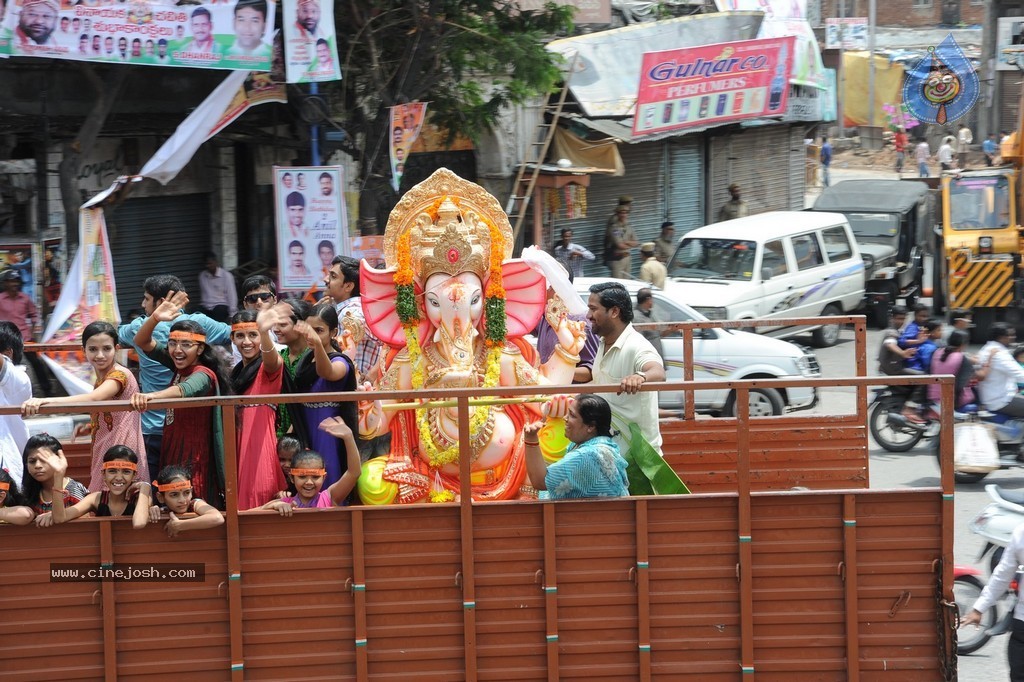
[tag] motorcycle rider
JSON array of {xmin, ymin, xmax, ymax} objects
[
  {"xmin": 963, "ymin": 520, "xmax": 1024, "ymax": 679},
  {"xmin": 977, "ymin": 323, "xmax": 1024, "ymax": 417},
  {"xmin": 878, "ymin": 306, "xmax": 916, "ymax": 376}
]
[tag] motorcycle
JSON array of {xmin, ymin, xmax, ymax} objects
[
  {"xmin": 954, "ymin": 562, "xmax": 1019, "ymax": 655},
  {"xmin": 939, "ymin": 410, "xmax": 1024, "ymax": 484}
]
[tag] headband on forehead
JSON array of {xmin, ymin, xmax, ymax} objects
[
  {"xmin": 231, "ymin": 322, "xmax": 259, "ymax": 333},
  {"xmin": 0, "ymin": 481, "xmax": 9, "ymax": 492},
  {"xmin": 169, "ymin": 331, "xmax": 207, "ymax": 343},
  {"xmin": 153, "ymin": 479, "xmax": 192, "ymax": 493},
  {"xmin": 103, "ymin": 461, "xmax": 137, "ymax": 472},
  {"xmin": 290, "ymin": 468, "xmax": 326, "ymax": 477}
]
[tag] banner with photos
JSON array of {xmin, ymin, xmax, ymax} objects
[
  {"xmin": 274, "ymin": 166, "xmax": 348, "ymax": 292},
  {"xmin": 0, "ymin": 0, "xmax": 275, "ymax": 72},
  {"xmin": 282, "ymin": 0, "xmax": 340, "ymax": 83},
  {"xmin": 390, "ymin": 102, "xmax": 427, "ymax": 191}
]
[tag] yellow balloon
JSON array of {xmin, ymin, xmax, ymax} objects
[
  {"xmin": 538, "ymin": 418, "xmax": 570, "ymax": 464},
  {"xmin": 357, "ymin": 456, "xmax": 398, "ymax": 505}
]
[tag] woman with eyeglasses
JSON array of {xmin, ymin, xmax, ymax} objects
[{"xmin": 131, "ymin": 291, "xmax": 229, "ymax": 508}]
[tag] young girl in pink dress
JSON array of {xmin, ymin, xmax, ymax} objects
[
  {"xmin": 261, "ymin": 416, "xmax": 360, "ymax": 514},
  {"xmin": 229, "ymin": 305, "xmax": 290, "ymax": 509},
  {"xmin": 22, "ymin": 321, "xmax": 148, "ymax": 492}
]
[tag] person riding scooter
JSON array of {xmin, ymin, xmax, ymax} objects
[{"xmin": 977, "ymin": 324, "xmax": 1024, "ymax": 418}]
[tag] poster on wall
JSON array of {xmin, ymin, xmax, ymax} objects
[
  {"xmin": 389, "ymin": 102, "xmax": 427, "ymax": 191},
  {"xmin": 0, "ymin": 242, "xmax": 38, "ymax": 308},
  {"xmin": 274, "ymin": 165, "xmax": 348, "ymax": 292},
  {"xmin": 633, "ymin": 36, "xmax": 795, "ymax": 137},
  {"xmin": 997, "ymin": 17, "xmax": 1024, "ymax": 71},
  {"xmin": 825, "ymin": 18, "xmax": 868, "ymax": 51},
  {"xmin": 42, "ymin": 237, "xmax": 63, "ymax": 306},
  {"xmin": 0, "ymin": 0, "xmax": 276, "ymax": 71},
  {"xmin": 282, "ymin": 0, "xmax": 340, "ymax": 83}
]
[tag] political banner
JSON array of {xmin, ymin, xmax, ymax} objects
[
  {"xmin": 41, "ymin": 180, "xmax": 121, "ymax": 395},
  {"xmin": 275, "ymin": 166, "xmax": 348, "ymax": 292},
  {"xmin": 0, "ymin": 0, "xmax": 275, "ymax": 72},
  {"xmin": 633, "ymin": 36, "xmax": 795, "ymax": 137},
  {"xmin": 825, "ymin": 18, "xmax": 868, "ymax": 51},
  {"xmin": 282, "ymin": 0, "xmax": 340, "ymax": 83},
  {"xmin": 389, "ymin": 102, "xmax": 427, "ymax": 191}
]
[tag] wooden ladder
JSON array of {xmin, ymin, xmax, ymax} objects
[{"xmin": 507, "ymin": 54, "xmax": 578, "ymax": 246}]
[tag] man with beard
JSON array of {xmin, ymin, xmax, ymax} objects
[
  {"xmin": 183, "ymin": 7, "xmax": 220, "ymax": 54},
  {"xmin": 16, "ymin": 0, "xmax": 59, "ymax": 47},
  {"xmin": 90, "ymin": 34, "xmax": 101, "ymax": 54},
  {"xmin": 294, "ymin": 0, "xmax": 323, "ymax": 40}
]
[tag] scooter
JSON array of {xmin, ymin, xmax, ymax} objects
[{"xmin": 970, "ymin": 484, "xmax": 1024, "ymax": 574}]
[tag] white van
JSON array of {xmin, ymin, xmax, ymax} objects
[{"xmin": 664, "ymin": 211, "xmax": 865, "ymax": 347}]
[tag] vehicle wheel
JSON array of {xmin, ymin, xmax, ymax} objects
[
  {"xmin": 869, "ymin": 401, "xmax": 925, "ymax": 452},
  {"xmin": 954, "ymin": 574, "xmax": 995, "ymax": 654},
  {"xmin": 811, "ymin": 304, "xmax": 844, "ymax": 348},
  {"xmin": 724, "ymin": 387, "xmax": 785, "ymax": 418},
  {"xmin": 869, "ymin": 300, "xmax": 890, "ymax": 330}
]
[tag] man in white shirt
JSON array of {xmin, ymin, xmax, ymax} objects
[
  {"xmin": 0, "ymin": 321, "xmax": 32, "ymax": 485},
  {"xmin": 198, "ymin": 252, "xmax": 238, "ymax": 324},
  {"xmin": 586, "ymin": 282, "xmax": 666, "ymax": 455},
  {"xmin": 976, "ymin": 323, "xmax": 1024, "ymax": 416},
  {"xmin": 553, "ymin": 229, "xmax": 595, "ymax": 278},
  {"xmin": 957, "ymin": 124, "xmax": 973, "ymax": 168},
  {"xmin": 938, "ymin": 136, "xmax": 955, "ymax": 171}
]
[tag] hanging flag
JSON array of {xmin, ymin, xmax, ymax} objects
[
  {"xmin": 282, "ymin": 0, "xmax": 340, "ymax": 83},
  {"xmin": 389, "ymin": 102, "xmax": 427, "ymax": 191},
  {"xmin": 0, "ymin": 0, "xmax": 276, "ymax": 71}
]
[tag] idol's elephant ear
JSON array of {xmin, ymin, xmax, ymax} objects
[
  {"xmin": 360, "ymin": 260, "xmax": 429, "ymax": 348},
  {"xmin": 496, "ymin": 259, "xmax": 547, "ymax": 338}
]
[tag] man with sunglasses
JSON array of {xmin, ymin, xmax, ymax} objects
[{"xmin": 117, "ymin": 275, "xmax": 231, "ymax": 477}]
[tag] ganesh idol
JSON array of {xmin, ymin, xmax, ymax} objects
[{"xmin": 357, "ymin": 169, "xmax": 586, "ymax": 504}]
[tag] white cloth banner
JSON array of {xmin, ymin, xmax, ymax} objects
[{"xmin": 140, "ymin": 68, "xmax": 248, "ymax": 184}]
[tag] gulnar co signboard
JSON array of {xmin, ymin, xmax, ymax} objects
[{"xmin": 633, "ymin": 36, "xmax": 795, "ymax": 137}]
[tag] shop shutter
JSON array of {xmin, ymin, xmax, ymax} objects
[
  {"xmin": 708, "ymin": 124, "xmax": 802, "ymax": 224},
  {"xmin": 554, "ymin": 141, "xmax": 665, "ymax": 278},
  {"xmin": 106, "ymin": 194, "xmax": 211, "ymax": 320},
  {"xmin": 666, "ymin": 137, "xmax": 705, "ymax": 237},
  {"xmin": 788, "ymin": 126, "xmax": 808, "ymax": 210},
  {"xmin": 1000, "ymin": 71, "xmax": 1021, "ymax": 137}
]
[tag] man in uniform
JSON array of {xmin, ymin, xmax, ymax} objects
[
  {"xmin": 718, "ymin": 183, "xmax": 748, "ymax": 222},
  {"xmin": 654, "ymin": 222, "xmax": 675, "ymax": 263},
  {"xmin": 604, "ymin": 196, "xmax": 638, "ymax": 279}
]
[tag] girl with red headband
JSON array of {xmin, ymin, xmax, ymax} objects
[
  {"xmin": 149, "ymin": 465, "xmax": 223, "ymax": 538},
  {"xmin": 132, "ymin": 291, "xmax": 227, "ymax": 507},
  {"xmin": 22, "ymin": 321, "xmax": 148, "ymax": 492},
  {"xmin": 228, "ymin": 305, "xmax": 292, "ymax": 509},
  {"xmin": 0, "ymin": 467, "xmax": 34, "ymax": 525},
  {"xmin": 48, "ymin": 445, "xmax": 153, "ymax": 529}
]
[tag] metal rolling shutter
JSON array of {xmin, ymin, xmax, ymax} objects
[
  {"xmin": 708, "ymin": 125, "xmax": 800, "ymax": 224},
  {"xmin": 666, "ymin": 136, "xmax": 705, "ymax": 236},
  {"xmin": 558, "ymin": 141, "xmax": 665, "ymax": 278},
  {"xmin": 788, "ymin": 126, "xmax": 807, "ymax": 210},
  {"xmin": 1000, "ymin": 71, "xmax": 1021, "ymax": 137},
  {"xmin": 106, "ymin": 194, "xmax": 211, "ymax": 320}
]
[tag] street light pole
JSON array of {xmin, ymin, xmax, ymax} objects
[
  {"xmin": 868, "ymin": 0, "xmax": 876, "ymax": 127},
  {"xmin": 837, "ymin": 0, "xmax": 845, "ymax": 137}
]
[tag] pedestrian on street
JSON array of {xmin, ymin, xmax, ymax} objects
[
  {"xmin": 197, "ymin": 251, "xmax": 238, "ymax": 324},
  {"xmin": 553, "ymin": 228, "xmax": 596, "ymax": 278},
  {"xmin": 983, "ymin": 133, "xmax": 998, "ymax": 167},
  {"xmin": 938, "ymin": 136, "xmax": 955, "ymax": 171},
  {"xmin": 638, "ymin": 243, "xmax": 667, "ymax": 290},
  {"xmin": 894, "ymin": 127, "xmax": 908, "ymax": 174},
  {"xmin": 957, "ymin": 123, "xmax": 973, "ymax": 168},
  {"xmin": 603, "ymin": 196, "xmax": 638, "ymax": 279},
  {"xmin": 718, "ymin": 183, "xmax": 748, "ymax": 222},
  {"xmin": 0, "ymin": 269, "xmax": 50, "ymax": 396},
  {"xmin": 819, "ymin": 136, "xmax": 833, "ymax": 187},
  {"xmin": 654, "ymin": 222, "xmax": 675, "ymax": 263},
  {"xmin": 915, "ymin": 139, "xmax": 931, "ymax": 177}
]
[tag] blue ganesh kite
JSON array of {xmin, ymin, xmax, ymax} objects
[{"xmin": 902, "ymin": 34, "xmax": 979, "ymax": 125}]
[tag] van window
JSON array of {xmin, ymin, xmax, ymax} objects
[
  {"xmin": 762, "ymin": 240, "xmax": 789, "ymax": 276},
  {"xmin": 792, "ymin": 234, "xmax": 824, "ymax": 271},
  {"xmin": 821, "ymin": 226, "xmax": 853, "ymax": 262},
  {"xmin": 669, "ymin": 238, "xmax": 758, "ymax": 280}
]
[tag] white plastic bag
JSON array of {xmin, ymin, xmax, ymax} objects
[{"xmin": 953, "ymin": 422, "xmax": 1000, "ymax": 473}]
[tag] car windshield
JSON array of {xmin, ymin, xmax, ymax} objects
[
  {"xmin": 948, "ymin": 175, "xmax": 1011, "ymax": 229},
  {"xmin": 845, "ymin": 213, "xmax": 898, "ymax": 239},
  {"xmin": 668, "ymin": 238, "xmax": 757, "ymax": 280}
]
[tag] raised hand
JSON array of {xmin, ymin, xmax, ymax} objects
[
  {"xmin": 319, "ymin": 415, "xmax": 353, "ymax": 441},
  {"xmin": 296, "ymin": 320, "xmax": 321, "ymax": 348},
  {"xmin": 37, "ymin": 448, "xmax": 68, "ymax": 481},
  {"xmin": 153, "ymin": 290, "xmax": 189, "ymax": 323},
  {"xmin": 257, "ymin": 302, "xmax": 292, "ymax": 334}
]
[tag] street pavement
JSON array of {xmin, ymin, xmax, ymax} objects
[{"xmin": 802, "ymin": 324, "xmax": 1010, "ymax": 680}]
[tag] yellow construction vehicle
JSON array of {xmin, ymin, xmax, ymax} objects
[{"xmin": 936, "ymin": 161, "xmax": 1017, "ymax": 335}]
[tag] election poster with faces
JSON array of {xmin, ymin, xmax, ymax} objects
[
  {"xmin": 274, "ymin": 166, "xmax": 349, "ymax": 292},
  {"xmin": 0, "ymin": 0, "xmax": 275, "ymax": 71},
  {"xmin": 390, "ymin": 102, "xmax": 427, "ymax": 191},
  {"xmin": 282, "ymin": 0, "xmax": 340, "ymax": 83}
]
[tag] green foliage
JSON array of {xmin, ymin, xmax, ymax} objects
[{"xmin": 336, "ymin": 0, "xmax": 574, "ymax": 166}]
